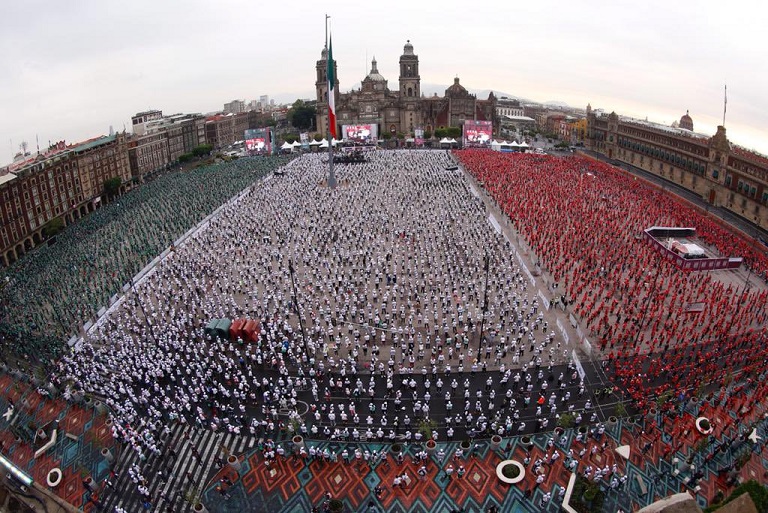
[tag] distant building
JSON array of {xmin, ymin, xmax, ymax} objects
[
  {"xmin": 223, "ymin": 100, "xmax": 246, "ymax": 115},
  {"xmin": 496, "ymin": 98, "xmax": 524, "ymax": 118},
  {"xmin": 131, "ymin": 110, "xmax": 163, "ymax": 136},
  {"xmin": 315, "ymin": 40, "xmax": 497, "ymax": 138},
  {"xmin": 587, "ymin": 108, "xmax": 768, "ymax": 229},
  {"xmin": 0, "ymin": 134, "xmax": 131, "ymax": 266},
  {"xmin": 205, "ymin": 112, "xmax": 251, "ymax": 148},
  {"xmin": 127, "ymin": 112, "xmax": 207, "ymax": 180}
]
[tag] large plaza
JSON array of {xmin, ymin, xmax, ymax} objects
[{"xmin": 0, "ymin": 150, "xmax": 767, "ymax": 512}]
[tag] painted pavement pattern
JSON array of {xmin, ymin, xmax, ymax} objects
[
  {"xmin": 200, "ymin": 397, "xmax": 768, "ymax": 513},
  {"xmin": 0, "ymin": 372, "xmax": 118, "ymax": 511},
  {"xmin": 101, "ymin": 422, "xmax": 256, "ymax": 512}
]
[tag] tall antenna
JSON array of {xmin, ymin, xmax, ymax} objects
[{"xmin": 722, "ymin": 83, "xmax": 727, "ymax": 127}]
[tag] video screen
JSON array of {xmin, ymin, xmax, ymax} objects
[
  {"xmin": 343, "ymin": 124, "xmax": 378, "ymax": 143},
  {"xmin": 245, "ymin": 128, "xmax": 271, "ymax": 154},
  {"xmin": 463, "ymin": 121, "xmax": 492, "ymax": 146}
]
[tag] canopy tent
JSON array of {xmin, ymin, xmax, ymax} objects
[
  {"xmin": 509, "ymin": 141, "xmax": 520, "ymax": 147},
  {"xmin": 518, "ymin": 141, "xmax": 529, "ymax": 147},
  {"xmin": 243, "ymin": 319, "xmax": 260, "ymax": 342},
  {"xmin": 229, "ymin": 318, "xmax": 246, "ymax": 340},
  {"xmin": 291, "ymin": 140, "xmax": 302, "ymax": 147},
  {"xmin": 204, "ymin": 318, "xmax": 231, "ymax": 339},
  {"xmin": 309, "ymin": 140, "xmax": 322, "ymax": 146},
  {"xmin": 319, "ymin": 138, "xmax": 339, "ymax": 148},
  {"xmin": 213, "ymin": 318, "xmax": 231, "ymax": 339},
  {"xmin": 204, "ymin": 319, "xmax": 220, "ymax": 337},
  {"xmin": 280, "ymin": 141, "xmax": 294, "ymax": 151},
  {"xmin": 448, "ymin": 138, "xmax": 458, "ymax": 144},
  {"xmin": 439, "ymin": 137, "xmax": 452, "ymax": 146}
]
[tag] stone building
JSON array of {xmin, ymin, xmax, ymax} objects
[
  {"xmin": 315, "ymin": 40, "xmax": 497, "ymax": 138},
  {"xmin": 586, "ymin": 108, "xmax": 768, "ymax": 229},
  {"xmin": 0, "ymin": 134, "xmax": 132, "ymax": 266}
]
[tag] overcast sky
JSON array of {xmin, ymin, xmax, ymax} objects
[{"xmin": 1, "ymin": 0, "xmax": 765, "ymax": 163}]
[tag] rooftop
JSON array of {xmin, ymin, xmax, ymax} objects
[
  {"xmin": 0, "ymin": 172, "xmax": 18, "ymax": 186},
  {"xmin": 617, "ymin": 115, "xmax": 710, "ymax": 142},
  {"xmin": 71, "ymin": 134, "xmax": 117, "ymax": 153}
]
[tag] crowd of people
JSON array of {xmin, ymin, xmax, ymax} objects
[
  {"xmin": 455, "ymin": 150, "xmax": 768, "ymax": 409},
  {"xmin": 0, "ymin": 156, "xmax": 292, "ymax": 366},
  {"xmin": 8, "ymin": 146, "xmax": 763, "ymax": 511},
  {"xmin": 52, "ymin": 151, "xmax": 596, "ymax": 462}
]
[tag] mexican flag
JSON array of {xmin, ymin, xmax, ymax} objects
[{"xmin": 327, "ymin": 36, "xmax": 337, "ymax": 139}]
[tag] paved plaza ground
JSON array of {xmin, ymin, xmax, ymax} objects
[{"xmin": 1, "ymin": 150, "xmax": 766, "ymax": 512}]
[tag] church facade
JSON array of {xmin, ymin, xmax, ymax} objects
[{"xmin": 315, "ymin": 41, "xmax": 497, "ymax": 138}]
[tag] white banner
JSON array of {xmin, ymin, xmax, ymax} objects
[
  {"xmin": 538, "ymin": 290, "xmax": 550, "ymax": 310},
  {"xmin": 488, "ymin": 214, "xmax": 502, "ymax": 235},
  {"xmin": 557, "ymin": 318, "xmax": 570, "ymax": 345},
  {"xmin": 572, "ymin": 349, "xmax": 586, "ymax": 380}
]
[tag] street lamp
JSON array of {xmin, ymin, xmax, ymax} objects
[
  {"xmin": 478, "ymin": 252, "xmax": 490, "ymax": 361},
  {"xmin": 131, "ymin": 278, "xmax": 157, "ymax": 344},
  {"xmin": 288, "ymin": 259, "xmax": 310, "ymax": 363}
]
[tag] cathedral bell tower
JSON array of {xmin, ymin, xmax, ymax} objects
[
  {"xmin": 315, "ymin": 46, "xmax": 339, "ymax": 136},
  {"xmin": 398, "ymin": 40, "xmax": 420, "ymax": 99},
  {"xmin": 399, "ymin": 40, "xmax": 421, "ymax": 135}
]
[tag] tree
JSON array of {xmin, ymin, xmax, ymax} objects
[
  {"xmin": 396, "ymin": 132, "xmax": 405, "ymax": 140},
  {"xmin": 192, "ymin": 144, "xmax": 213, "ymax": 157},
  {"xmin": 446, "ymin": 127, "xmax": 462, "ymax": 138},
  {"xmin": 103, "ymin": 177, "xmax": 121, "ymax": 197},
  {"xmin": 382, "ymin": 132, "xmax": 392, "ymax": 140},
  {"xmin": 434, "ymin": 128, "xmax": 446, "ymax": 139},
  {"xmin": 178, "ymin": 153, "xmax": 194, "ymax": 163},
  {"xmin": 424, "ymin": 130, "xmax": 432, "ymax": 139},
  {"xmin": 42, "ymin": 217, "xmax": 65, "ymax": 239},
  {"xmin": 313, "ymin": 133, "xmax": 323, "ymax": 142},
  {"xmin": 287, "ymin": 100, "xmax": 316, "ymax": 130}
]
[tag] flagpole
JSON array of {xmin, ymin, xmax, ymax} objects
[
  {"xmin": 723, "ymin": 84, "xmax": 727, "ymax": 127},
  {"xmin": 326, "ymin": 13, "xmax": 336, "ymax": 189}
]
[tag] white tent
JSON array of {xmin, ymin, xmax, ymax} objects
[
  {"xmin": 319, "ymin": 139, "xmax": 329, "ymax": 148},
  {"xmin": 518, "ymin": 141, "xmax": 529, "ymax": 147},
  {"xmin": 491, "ymin": 140, "xmax": 502, "ymax": 151},
  {"xmin": 309, "ymin": 139, "xmax": 321, "ymax": 146},
  {"xmin": 280, "ymin": 141, "xmax": 294, "ymax": 151},
  {"xmin": 292, "ymin": 140, "xmax": 302, "ymax": 148},
  {"xmin": 448, "ymin": 138, "xmax": 458, "ymax": 144},
  {"xmin": 439, "ymin": 137, "xmax": 451, "ymax": 145},
  {"xmin": 509, "ymin": 141, "xmax": 520, "ymax": 147},
  {"xmin": 331, "ymin": 138, "xmax": 340, "ymax": 146}
]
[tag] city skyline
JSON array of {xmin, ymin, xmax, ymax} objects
[{"xmin": 1, "ymin": 0, "xmax": 766, "ymax": 164}]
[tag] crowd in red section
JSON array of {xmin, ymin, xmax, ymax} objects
[{"xmin": 455, "ymin": 149, "xmax": 768, "ymax": 411}]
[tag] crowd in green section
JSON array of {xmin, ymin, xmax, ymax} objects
[{"xmin": 0, "ymin": 156, "xmax": 293, "ymax": 367}]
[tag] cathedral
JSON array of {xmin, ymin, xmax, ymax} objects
[{"xmin": 315, "ymin": 40, "xmax": 497, "ymax": 138}]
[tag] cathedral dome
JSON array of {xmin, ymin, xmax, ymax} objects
[
  {"xmin": 446, "ymin": 76, "xmax": 468, "ymax": 96},
  {"xmin": 403, "ymin": 39, "xmax": 414, "ymax": 55},
  {"xmin": 366, "ymin": 57, "xmax": 386, "ymax": 82},
  {"xmin": 679, "ymin": 110, "xmax": 693, "ymax": 131}
]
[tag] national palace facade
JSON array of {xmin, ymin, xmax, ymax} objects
[{"xmin": 586, "ymin": 107, "xmax": 768, "ymax": 231}]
